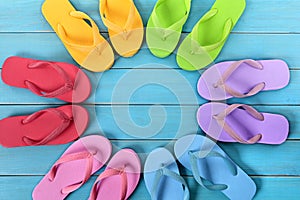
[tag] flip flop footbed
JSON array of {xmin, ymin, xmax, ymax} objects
[
  {"xmin": 100, "ymin": 0, "xmax": 144, "ymax": 57},
  {"xmin": 177, "ymin": 0, "xmax": 246, "ymax": 70},
  {"xmin": 198, "ymin": 59, "xmax": 290, "ymax": 100},
  {"xmin": 144, "ymin": 148, "xmax": 187, "ymax": 200},
  {"xmin": 2, "ymin": 56, "xmax": 91, "ymax": 103},
  {"xmin": 174, "ymin": 135, "xmax": 256, "ymax": 200},
  {"xmin": 42, "ymin": 0, "xmax": 114, "ymax": 72},
  {"xmin": 33, "ymin": 135, "xmax": 112, "ymax": 200},
  {"xmin": 90, "ymin": 149, "xmax": 141, "ymax": 200},
  {"xmin": 0, "ymin": 105, "xmax": 89, "ymax": 147},
  {"xmin": 146, "ymin": 0, "xmax": 191, "ymax": 58},
  {"xmin": 197, "ymin": 103, "xmax": 289, "ymax": 144}
]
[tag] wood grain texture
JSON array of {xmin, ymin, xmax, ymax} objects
[{"xmin": 0, "ymin": 0, "xmax": 299, "ymax": 199}]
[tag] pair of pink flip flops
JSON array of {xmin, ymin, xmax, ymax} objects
[
  {"xmin": 33, "ymin": 135, "xmax": 141, "ymax": 200},
  {"xmin": 0, "ymin": 56, "xmax": 92, "ymax": 147},
  {"xmin": 197, "ymin": 59, "xmax": 290, "ymax": 144}
]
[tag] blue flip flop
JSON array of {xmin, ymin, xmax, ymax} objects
[
  {"xmin": 174, "ymin": 135, "xmax": 256, "ymax": 200},
  {"xmin": 144, "ymin": 148, "xmax": 190, "ymax": 200}
]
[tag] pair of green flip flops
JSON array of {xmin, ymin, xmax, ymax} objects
[{"xmin": 146, "ymin": 0, "xmax": 246, "ymax": 71}]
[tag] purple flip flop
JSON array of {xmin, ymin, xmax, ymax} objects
[
  {"xmin": 197, "ymin": 103, "xmax": 289, "ymax": 144},
  {"xmin": 197, "ymin": 59, "xmax": 290, "ymax": 101}
]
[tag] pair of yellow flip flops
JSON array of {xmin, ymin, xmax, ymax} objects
[{"xmin": 42, "ymin": 0, "xmax": 144, "ymax": 72}]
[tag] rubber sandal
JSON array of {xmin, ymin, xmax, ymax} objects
[
  {"xmin": 174, "ymin": 134, "xmax": 256, "ymax": 200},
  {"xmin": 88, "ymin": 149, "xmax": 141, "ymax": 200},
  {"xmin": 100, "ymin": 0, "xmax": 144, "ymax": 57},
  {"xmin": 0, "ymin": 105, "xmax": 89, "ymax": 148},
  {"xmin": 198, "ymin": 59, "xmax": 290, "ymax": 101},
  {"xmin": 197, "ymin": 103, "xmax": 289, "ymax": 144},
  {"xmin": 177, "ymin": 0, "xmax": 246, "ymax": 70},
  {"xmin": 144, "ymin": 148, "xmax": 190, "ymax": 200},
  {"xmin": 1, "ymin": 56, "xmax": 91, "ymax": 103},
  {"xmin": 42, "ymin": 0, "xmax": 114, "ymax": 72},
  {"xmin": 146, "ymin": 0, "xmax": 191, "ymax": 58},
  {"xmin": 32, "ymin": 135, "xmax": 112, "ymax": 200}
]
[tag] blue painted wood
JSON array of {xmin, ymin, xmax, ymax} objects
[
  {"xmin": 0, "ymin": 105, "xmax": 299, "ymax": 139},
  {"xmin": 1, "ymin": 33, "xmax": 300, "ymax": 70},
  {"xmin": 1, "ymin": 176, "xmax": 300, "ymax": 200},
  {"xmin": 0, "ymin": 0, "xmax": 300, "ymax": 199},
  {"xmin": 1, "ymin": 0, "xmax": 300, "ymax": 32}
]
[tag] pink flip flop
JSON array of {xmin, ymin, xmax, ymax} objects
[
  {"xmin": 89, "ymin": 149, "xmax": 141, "ymax": 200},
  {"xmin": 197, "ymin": 102, "xmax": 289, "ymax": 144},
  {"xmin": 197, "ymin": 59, "xmax": 290, "ymax": 101},
  {"xmin": 33, "ymin": 135, "xmax": 112, "ymax": 200},
  {"xmin": 1, "ymin": 56, "xmax": 91, "ymax": 103},
  {"xmin": 0, "ymin": 105, "xmax": 89, "ymax": 147}
]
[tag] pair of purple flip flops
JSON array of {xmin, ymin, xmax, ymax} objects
[{"xmin": 197, "ymin": 59, "xmax": 290, "ymax": 144}]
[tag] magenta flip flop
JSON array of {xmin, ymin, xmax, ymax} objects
[
  {"xmin": 197, "ymin": 59, "xmax": 290, "ymax": 101},
  {"xmin": 2, "ymin": 56, "xmax": 91, "ymax": 103},
  {"xmin": 0, "ymin": 105, "xmax": 89, "ymax": 148},
  {"xmin": 89, "ymin": 149, "xmax": 141, "ymax": 200},
  {"xmin": 197, "ymin": 103, "xmax": 289, "ymax": 144},
  {"xmin": 32, "ymin": 135, "xmax": 112, "ymax": 200}
]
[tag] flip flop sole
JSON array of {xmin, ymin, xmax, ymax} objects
[
  {"xmin": 92, "ymin": 149, "xmax": 141, "ymax": 200},
  {"xmin": 0, "ymin": 105, "xmax": 89, "ymax": 147},
  {"xmin": 197, "ymin": 103, "xmax": 289, "ymax": 144},
  {"xmin": 2, "ymin": 56, "xmax": 91, "ymax": 103},
  {"xmin": 197, "ymin": 60, "xmax": 290, "ymax": 100},
  {"xmin": 144, "ymin": 148, "xmax": 186, "ymax": 200},
  {"xmin": 174, "ymin": 134, "xmax": 257, "ymax": 200},
  {"xmin": 32, "ymin": 135, "xmax": 112, "ymax": 200}
]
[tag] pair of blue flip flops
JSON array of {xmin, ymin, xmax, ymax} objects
[{"xmin": 144, "ymin": 135, "xmax": 256, "ymax": 200}]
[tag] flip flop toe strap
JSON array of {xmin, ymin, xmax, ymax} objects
[
  {"xmin": 24, "ymin": 61, "xmax": 73, "ymax": 98},
  {"xmin": 151, "ymin": 0, "xmax": 191, "ymax": 39},
  {"xmin": 151, "ymin": 166, "xmax": 190, "ymax": 200},
  {"xmin": 100, "ymin": 0, "xmax": 136, "ymax": 40},
  {"xmin": 214, "ymin": 59, "xmax": 266, "ymax": 98},
  {"xmin": 191, "ymin": 9, "xmax": 233, "ymax": 54},
  {"xmin": 188, "ymin": 149, "xmax": 237, "ymax": 190},
  {"xmin": 57, "ymin": 11, "xmax": 102, "ymax": 51},
  {"xmin": 48, "ymin": 151, "xmax": 94, "ymax": 194},
  {"xmin": 213, "ymin": 104, "xmax": 264, "ymax": 144},
  {"xmin": 89, "ymin": 167, "xmax": 128, "ymax": 200},
  {"xmin": 22, "ymin": 108, "xmax": 73, "ymax": 145}
]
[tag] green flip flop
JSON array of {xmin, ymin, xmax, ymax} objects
[
  {"xmin": 146, "ymin": 0, "xmax": 191, "ymax": 58},
  {"xmin": 177, "ymin": 0, "xmax": 246, "ymax": 71}
]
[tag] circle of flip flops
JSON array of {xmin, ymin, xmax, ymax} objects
[{"xmin": 0, "ymin": 0, "xmax": 290, "ymax": 200}]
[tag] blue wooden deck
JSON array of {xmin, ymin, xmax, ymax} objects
[{"xmin": 0, "ymin": 0, "xmax": 300, "ymax": 199}]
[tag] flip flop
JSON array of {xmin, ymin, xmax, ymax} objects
[
  {"xmin": 146, "ymin": 0, "xmax": 191, "ymax": 58},
  {"xmin": 197, "ymin": 103, "xmax": 289, "ymax": 144},
  {"xmin": 89, "ymin": 149, "xmax": 141, "ymax": 200},
  {"xmin": 144, "ymin": 148, "xmax": 190, "ymax": 200},
  {"xmin": 0, "ymin": 105, "xmax": 89, "ymax": 148},
  {"xmin": 197, "ymin": 59, "xmax": 290, "ymax": 101},
  {"xmin": 177, "ymin": 0, "xmax": 246, "ymax": 70},
  {"xmin": 100, "ymin": 0, "xmax": 144, "ymax": 57},
  {"xmin": 2, "ymin": 56, "xmax": 91, "ymax": 103},
  {"xmin": 33, "ymin": 135, "xmax": 112, "ymax": 200},
  {"xmin": 42, "ymin": 0, "xmax": 114, "ymax": 72},
  {"xmin": 174, "ymin": 134, "xmax": 256, "ymax": 200}
]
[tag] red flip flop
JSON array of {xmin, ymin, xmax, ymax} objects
[
  {"xmin": 1, "ymin": 56, "xmax": 91, "ymax": 103},
  {"xmin": 0, "ymin": 105, "xmax": 89, "ymax": 147}
]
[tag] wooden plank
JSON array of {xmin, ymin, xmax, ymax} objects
[
  {"xmin": 0, "ymin": 141, "xmax": 299, "ymax": 176},
  {"xmin": 1, "ymin": 33, "xmax": 300, "ymax": 70},
  {"xmin": 0, "ymin": 67, "xmax": 297, "ymax": 105},
  {"xmin": 0, "ymin": 105, "xmax": 298, "ymax": 139},
  {"xmin": 0, "ymin": 176, "xmax": 299, "ymax": 200},
  {"xmin": 1, "ymin": 0, "xmax": 300, "ymax": 32}
]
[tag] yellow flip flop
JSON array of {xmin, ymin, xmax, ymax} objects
[
  {"xmin": 42, "ymin": 0, "xmax": 114, "ymax": 72},
  {"xmin": 100, "ymin": 0, "xmax": 144, "ymax": 57}
]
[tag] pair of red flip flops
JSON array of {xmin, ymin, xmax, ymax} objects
[{"xmin": 0, "ymin": 56, "xmax": 91, "ymax": 147}]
